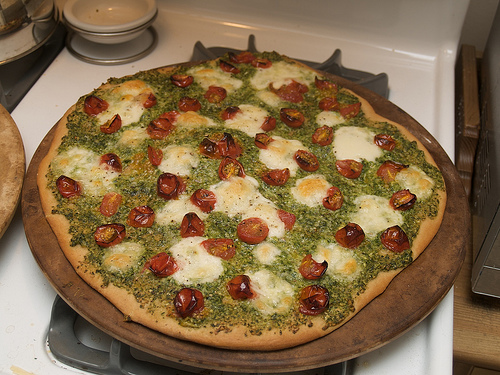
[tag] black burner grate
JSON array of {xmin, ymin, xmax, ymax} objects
[{"xmin": 191, "ymin": 35, "xmax": 389, "ymax": 99}]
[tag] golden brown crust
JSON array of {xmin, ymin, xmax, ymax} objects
[{"xmin": 36, "ymin": 54, "xmax": 447, "ymax": 351}]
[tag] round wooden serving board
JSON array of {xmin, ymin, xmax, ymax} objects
[
  {"xmin": 22, "ymin": 68, "xmax": 468, "ymax": 373},
  {"xmin": 0, "ymin": 104, "xmax": 25, "ymax": 239}
]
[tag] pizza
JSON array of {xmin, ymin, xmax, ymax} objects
[{"xmin": 37, "ymin": 51, "xmax": 446, "ymax": 351}]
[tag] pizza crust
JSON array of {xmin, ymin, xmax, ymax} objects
[{"xmin": 36, "ymin": 53, "xmax": 447, "ymax": 351}]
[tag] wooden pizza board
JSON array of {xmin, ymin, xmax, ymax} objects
[
  {"xmin": 0, "ymin": 104, "xmax": 25, "ymax": 239},
  {"xmin": 22, "ymin": 71, "xmax": 468, "ymax": 373}
]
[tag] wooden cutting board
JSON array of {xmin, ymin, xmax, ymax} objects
[
  {"xmin": 22, "ymin": 69, "xmax": 468, "ymax": 372},
  {"xmin": 0, "ymin": 104, "xmax": 25, "ymax": 239}
]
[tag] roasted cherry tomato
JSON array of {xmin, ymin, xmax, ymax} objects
[
  {"xmin": 335, "ymin": 223, "xmax": 365, "ymax": 249},
  {"xmin": 374, "ymin": 133, "xmax": 396, "ymax": 151},
  {"xmin": 143, "ymin": 252, "xmax": 178, "ymax": 277},
  {"xmin": 318, "ymin": 97, "xmax": 339, "ymax": 112},
  {"xmin": 335, "ymin": 159, "xmax": 363, "ymax": 179},
  {"xmin": 220, "ymin": 60, "xmax": 240, "ymax": 74},
  {"xmin": 312, "ymin": 125, "xmax": 333, "ymax": 146},
  {"xmin": 339, "ymin": 102, "xmax": 361, "ymax": 119},
  {"xmin": 221, "ymin": 106, "xmax": 241, "ymax": 120},
  {"xmin": 380, "ymin": 225, "xmax": 410, "ymax": 253},
  {"xmin": 277, "ymin": 209, "xmax": 296, "ymax": 230},
  {"xmin": 178, "ymin": 96, "xmax": 201, "ymax": 112},
  {"xmin": 100, "ymin": 114, "xmax": 122, "ymax": 134},
  {"xmin": 269, "ymin": 80, "xmax": 308, "ymax": 103},
  {"xmin": 280, "ymin": 108, "xmax": 305, "ymax": 128},
  {"xmin": 229, "ymin": 51, "xmax": 256, "ymax": 64},
  {"xmin": 159, "ymin": 110, "xmax": 180, "ymax": 124},
  {"xmin": 377, "ymin": 160, "xmax": 408, "ymax": 183},
  {"xmin": 294, "ymin": 150, "xmax": 319, "ymax": 172},
  {"xmin": 174, "ymin": 288, "xmax": 204, "ymax": 318},
  {"xmin": 260, "ymin": 115, "xmax": 276, "ymax": 131},
  {"xmin": 127, "ymin": 205, "xmax": 155, "ymax": 228},
  {"xmin": 157, "ymin": 173, "xmax": 185, "ymax": 200},
  {"xmin": 227, "ymin": 275, "xmax": 254, "ymax": 300},
  {"xmin": 299, "ymin": 285, "xmax": 330, "ymax": 315},
  {"xmin": 190, "ymin": 189, "xmax": 217, "ymax": 213},
  {"xmin": 99, "ymin": 192, "xmax": 122, "ymax": 217},
  {"xmin": 202, "ymin": 238, "xmax": 236, "ymax": 260},
  {"xmin": 261, "ymin": 168, "xmax": 290, "ymax": 186},
  {"xmin": 142, "ymin": 93, "xmax": 157, "ymax": 108},
  {"xmin": 218, "ymin": 157, "xmax": 245, "ymax": 180},
  {"xmin": 147, "ymin": 145, "xmax": 163, "ymax": 166},
  {"xmin": 147, "ymin": 118, "xmax": 175, "ymax": 140},
  {"xmin": 100, "ymin": 153, "xmax": 122, "ymax": 172},
  {"xmin": 251, "ymin": 58, "xmax": 272, "ymax": 68},
  {"xmin": 180, "ymin": 212, "xmax": 205, "ymax": 237},
  {"xmin": 390, "ymin": 189, "xmax": 417, "ymax": 211},
  {"xmin": 323, "ymin": 186, "xmax": 343, "ymax": 211},
  {"xmin": 200, "ymin": 133, "xmax": 242, "ymax": 159},
  {"xmin": 299, "ymin": 254, "xmax": 328, "ymax": 280},
  {"xmin": 204, "ymin": 85, "xmax": 227, "ymax": 103},
  {"xmin": 56, "ymin": 175, "xmax": 82, "ymax": 198},
  {"xmin": 170, "ymin": 74, "xmax": 194, "ymax": 88},
  {"xmin": 84, "ymin": 95, "xmax": 108, "ymax": 116},
  {"xmin": 237, "ymin": 217, "xmax": 269, "ymax": 244},
  {"xmin": 254, "ymin": 133, "xmax": 274, "ymax": 149},
  {"xmin": 94, "ymin": 223, "xmax": 126, "ymax": 247},
  {"xmin": 314, "ymin": 76, "xmax": 338, "ymax": 92}
]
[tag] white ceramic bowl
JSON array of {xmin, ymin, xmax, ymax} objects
[{"xmin": 63, "ymin": 0, "xmax": 157, "ymax": 44}]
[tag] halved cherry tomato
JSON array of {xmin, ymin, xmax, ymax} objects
[
  {"xmin": 199, "ymin": 133, "xmax": 242, "ymax": 159},
  {"xmin": 390, "ymin": 189, "xmax": 417, "ymax": 211},
  {"xmin": 335, "ymin": 159, "xmax": 363, "ymax": 179},
  {"xmin": 221, "ymin": 106, "xmax": 241, "ymax": 120},
  {"xmin": 99, "ymin": 192, "xmax": 122, "ymax": 217},
  {"xmin": 254, "ymin": 133, "xmax": 274, "ymax": 149},
  {"xmin": 314, "ymin": 76, "xmax": 338, "ymax": 92},
  {"xmin": 335, "ymin": 223, "xmax": 365, "ymax": 249},
  {"xmin": 318, "ymin": 97, "xmax": 339, "ymax": 111},
  {"xmin": 323, "ymin": 186, "xmax": 343, "ymax": 211},
  {"xmin": 147, "ymin": 118, "xmax": 175, "ymax": 140},
  {"xmin": 142, "ymin": 93, "xmax": 157, "ymax": 108},
  {"xmin": 261, "ymin": 168, "xmax": 290, "ymax": 186},
  {"xmin": 260, "ymin": 116, "xmax": 276, "ymax": 131},
  {"xmin": 159, "ymin": 110, "xmax": 180, "ymax": 124},
  {"xmin": 143, "ymin": 252, "xmax": 178, "ymax": 277},
  {"xmin": 339, "ymin": 102, "xmax": 361, "ymax": 119},
  {"xmin": 180, "ymin": 212, "xmax": 205, "ymax": 237},
  {"xmin": 190, "ymin": 189, "xmax": 217, "ymax": 213},
  {"xmin": 204, "ymin": 85, "xmax": 227, "ymax": 103},
  {"xmin": 170, "ymin": 74, "xmax": 194, "ymax": 88},
  {"xmin": 299, "ymin": 254, "xmax": 328, "ymax": 280},
  {"xmin": 312, "ymin": 125, "xmax": 333, "ymax": 146},
  {"xmin": 220, "ymin": 60, "xmax": 240, "ymax": 74},
  {"xmin": 56, "ymin": 175, "xmax": 81, "ymax": 198},
  {"xmin": 100, "ymin": 114, "xmax": 122, "ymax": 134},
  {"xmin": 147, "ymin": 145, "xmax": 163, "ymax": 166},
  {"xmin": 100, "ymin": 153, "xmax": 122, "ymax": 172},
  {"xmin": 380, "ymin": 225, "xmax": 410, "ymax": 253},
  {"xmin": 174, "ymin": 288, "xmax": 204, "ymax": 318},
  {"xmin": 374, "ymin": 134, "xmax": 396, "ymax": 151},
  {"xmin": 276, "ymin": 209, "xmax": 295, "ymax": 231},
  {"xmin": 178, "ymin": 96, "xmax": 201, "ymax": 112},
  {"xmin": 94, "ymin": 223, "xmax": 126, "ymax": 247},
  {"xmin": 251, "ymin": 58, "xmax": 272, "ymax": 68},
  {"xmin": 294, "ymin": 150, "xmax": 319, "ymax": 172},
  {"xmin": 237, "ymin": 217, "xmax": 269, "ymax": 244},
  {"xmin": 299, "ymin": 285, "xmax": 330, "ymax": 315},
  {"xmin": 218, "ymin": 157, "xmax": 245, "ymax": 180},
  {"xmin": 229, "ymin": 51, "xmax": 256, "ymax": 64},
  {"xmin": 280, "ymin": 108, "xmax": 305, "ymax": 128},
  {"xmin": 227, "ymin": 275, "xmax": 254, "ymax": 300},
  {"xmin": 269, "ymin": 80, "xmax": 308, "ymax": 103},
  {"xmin": 84, "ymin": 95, "xmax": 108, "ymax": 116},
  {"xmin": 127, "ymin": 205, "xmax": 155, "ymax": 228},
  {"xmin": 202, "ymin": 238, "xmax": 236, "ymax": 260},
  {"xmin": 157, "ymin": 173, "xmax": 185, "ymax": 200},
  {"xmin": 377, "ymin": 160, "xmax": 407, "ymax": 183}
]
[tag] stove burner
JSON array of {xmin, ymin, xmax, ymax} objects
[
  {"xmin": 191, "ymin": 35, "xmax": 389, "ymax": 99},
  {"xmin": 48, "ymin": 296, "xmax": 351, "ymax": 375}
]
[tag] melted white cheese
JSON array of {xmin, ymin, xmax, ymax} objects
[
  {"xmin": 316, "ymin": 111, "xmax": 344, "ymax": 126},
  {"xmin": 118, "ymin": 126, "xmax": 149, "ymax": 147},
  {"xmin": 258, "ymin": 136, "xmax": 306, "ymax": 177},
  {"xmin": 250, "ymin": 61, "xmax": 315, "ymax": 90},
  {"xmin": 253, "ymin": 242, "xmax": 281, "ymax": 265},
  {"xmin": 313, "ymin": 243, "xmax": 360, "ymax": 280},
  {"xmin": 155, "ymin": 196, "xmax": 207, "ymax": 226},
  {"xmin": 395, "ymin": 166, "xmax": 435, "ymax": 199},
  {"xmin": 224, "ymin": 104, "xmax": 269, "ymax": 137},
  {"xmin": 158, "ymin": 145, "xmax": 199, "ymax": 176},
  {"xmin": 247, "ymin": 269, "xmax": 294, "ymax": 315},
  {"xmin": 333, "ymin": 126, "xmax": 382, "ymax": 162},
  {"xmin": 291, "ymin": 174, "xmax": 331, "ymax": 207},
  {"xmin": 188, "ymin": 65, "xmax": 243, "ymax": 93},
  {"xmin": 175, "ymin": 111, "xmax": 216, "ymax": 129},
  {"xmin": 102, "ymin": 242, "xmax": 144, "ymax": 272},
  {"xmin": 350, "ymin": 195, "xmax": 403, "ymax": 237}
]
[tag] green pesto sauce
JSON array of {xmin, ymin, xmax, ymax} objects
[{"xmin": 48, "ymin": 51, "xmax": 444, "ymax": 334}]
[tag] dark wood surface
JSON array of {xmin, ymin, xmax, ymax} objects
[{"xmin": 21, "ymin": 69, "xmax": 469, "ymax": 373}]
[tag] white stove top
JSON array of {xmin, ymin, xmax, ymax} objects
[{"xmin": 1, "ymin": 0, "xmax": 469, "ymax": 374}]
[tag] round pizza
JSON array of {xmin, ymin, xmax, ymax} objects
[{"xmin": 37, "ymin": 51, "xmax": 446, "ymax": 351}]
